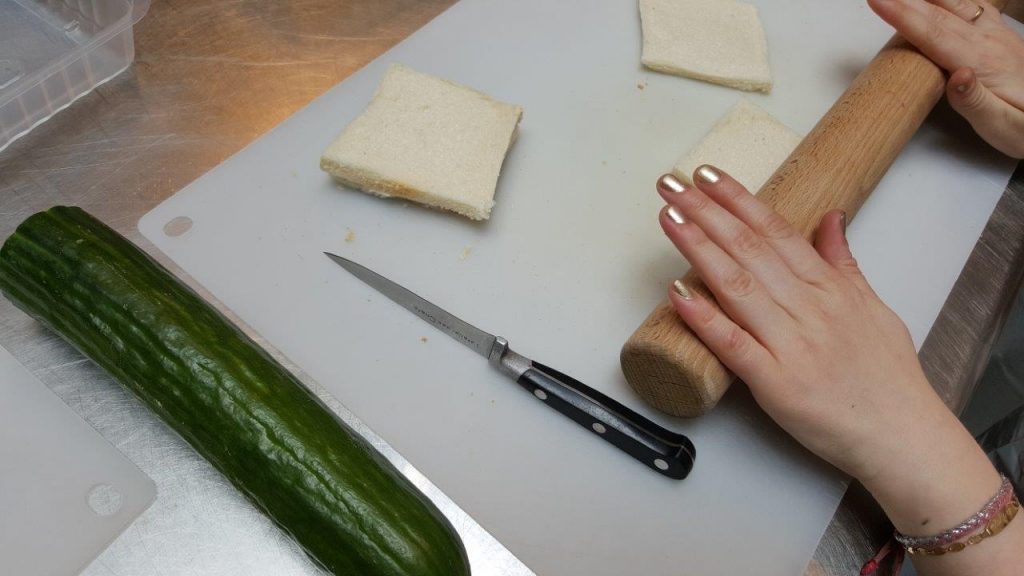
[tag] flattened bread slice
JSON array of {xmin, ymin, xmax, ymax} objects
[
  {"xmin": 640, "ymin": 0, "xmax": 773, "ymax": 93},
  {"xmin": 320, "ymin": 64, "xmax": 523, "ymax": 220},
  {"xmin": 672, "ymin": 99, "xmax": 802, "ymax": 192}
]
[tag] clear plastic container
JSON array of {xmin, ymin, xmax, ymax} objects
[{"xmin": 0, "ymin": 0, "xmax": 150, "ymax": 152}]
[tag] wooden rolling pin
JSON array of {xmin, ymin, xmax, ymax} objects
[{"xmin": 621, "ymin": 2, "xmax": 1008, "ymax": 418}]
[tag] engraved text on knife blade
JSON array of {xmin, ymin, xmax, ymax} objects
[
  {"xmin": 412, "ymin": 304, "xmax": 484, "ymax": 349},
  {"xmin": 324, "ymin": 252, "xmax": 496, "ymax": 358}
]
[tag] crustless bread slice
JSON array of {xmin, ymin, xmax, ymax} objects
[
  {"xmin": 320, "ymin": 64, "xmax": 523, "ymax": 220},
  {"xmin": 672, "ymin": 99, "xmax": 802, "ymax": 192},
  {"xmin": 640, "ymin": 0, "xmax": 773, "ymax": 93}
]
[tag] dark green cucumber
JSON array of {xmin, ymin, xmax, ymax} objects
[{"xmin": 0, "ymin": 206, "xmax": 469, "ymax": 576}]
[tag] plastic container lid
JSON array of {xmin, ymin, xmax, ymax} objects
[{"xmin": 0, "ymin": 0, "xmax": 150, "ymax": 152}]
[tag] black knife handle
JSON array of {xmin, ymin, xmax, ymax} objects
[{"xmin": 517, "ymin": 361, "xmax": 695, "ymax": 480}]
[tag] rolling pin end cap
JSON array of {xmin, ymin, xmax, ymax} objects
[{"xmin": 620, "ymin": 340, "xmax": 726, "ymax": 418}]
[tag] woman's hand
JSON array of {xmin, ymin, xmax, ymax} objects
[
  {"xmin": 868, "ymin": 0, "xmax": 1024, "ymax": 158},
  {"xmin": 657, "ymin": 166, "xmax": 1010, "ymax": 562}
]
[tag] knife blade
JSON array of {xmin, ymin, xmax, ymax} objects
[{"xmin": 325, "ymin": 252, "xmax": 695, "ymax": 479}]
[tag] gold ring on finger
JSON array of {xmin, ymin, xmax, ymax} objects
[{"xmin": 970, "ymin": 4, "xmax": 985, "ymax": 23}]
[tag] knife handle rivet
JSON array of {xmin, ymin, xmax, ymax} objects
[
  {"xmin": 654, "ymin": 459, "xmax": 669, "ymax": 471},
  {"xmin": 533, "ymin": 389, "xmax": 548, "ymax": 401},
  {"xmin": 592, "ymin": 423, "xmax": 607, "ymax": 434}
]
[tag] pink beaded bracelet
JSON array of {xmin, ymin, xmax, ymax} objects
[
  {"xmin": 862, "ymin": 476, "xmax": 1019, "ymax": 574},
  {"xmin": 894, "ymin": 475, "xmax": 1014, "ymax": 550}
]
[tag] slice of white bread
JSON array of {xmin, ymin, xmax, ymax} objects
[
  {"xmin": 320, "ymin": 64, "xmax": 523, "ymax": 221},
  {"xmin": 639, "ymin": 0, "xmax": 772, "ymax": 93},
  {"xmin": 672, "ymin": 99, "xmax": 802, "ymax": 192}
]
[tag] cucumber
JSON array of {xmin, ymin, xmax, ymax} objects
[{"xmin": 0, "ymin": 206, "xmax": 469, "ymax": 576}]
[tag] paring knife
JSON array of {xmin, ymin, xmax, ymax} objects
[{"xmin": 325, "ymin": 252, "xmax": 695, "ymax": 479}]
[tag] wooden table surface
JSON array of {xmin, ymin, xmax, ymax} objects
[{"xmin": 0, "ymin": 1, "xmax": 1021, "ymax": 574}]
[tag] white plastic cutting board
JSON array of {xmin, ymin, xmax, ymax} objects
[
  {"xmin": 139, "ymin": 1, "xmax": 1018, "ymax": 574},
  {"xmin": 0, "ymin": 345, "xmax": 156, "ymax": 576}
]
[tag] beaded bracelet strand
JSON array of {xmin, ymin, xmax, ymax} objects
[
  {"xmin": 861, "ymin": 475, "xmax": 1020, "ymax": 574},
  {"xmin": 895, "ymin": 475, "xmax": 1015, "ymax": 550},
  {"xmin": 904, "ymin": 495, "xmax": 1019, "ymax": 556}
]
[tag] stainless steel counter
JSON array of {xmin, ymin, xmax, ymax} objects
[{"xmin": 1, "ymin": 1, "xmax": 1021, "ymax": 575}]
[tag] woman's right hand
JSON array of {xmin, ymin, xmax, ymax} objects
[{"xmin": 867, "ymin": 0, "xmax": 1024, "ymax": 158}]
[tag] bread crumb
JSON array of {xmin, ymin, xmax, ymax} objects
[
  {"xmin": 420, "ymin": 336, "xmax": 428, "ymax": 343},
  {"xmin": 459, "ymin": 246, "xmax": 472, "ymax": 261},
  {"xmin": 637, "ymin": 81, "xmax": 647, "ymax": 90},
  {"xmin": 345, "ymin": 229, "xmax": 356, "ymax": 243}
]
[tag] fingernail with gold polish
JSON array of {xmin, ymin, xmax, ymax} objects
[
  {"xmin": 696, "ymin": 165, "xmax": 721, "ymax": 185},
  {"xmin": 667, "ymin": 205, "xmax": 685, "ymax": 224},
  {"xmin": 673, "ymin": 279, "xmax": 694, "ymax": 300},
  {"xmin": 657, "ymin": 173, "xmax": 687, "ymax": 195}
]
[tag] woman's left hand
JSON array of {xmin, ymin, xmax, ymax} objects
[{"xmin": 656, "ymin": 166, "xmax": 1001, "ymax": 541}]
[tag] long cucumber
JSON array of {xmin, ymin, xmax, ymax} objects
[{"xmin": 0, "ymin": 206, "xmax": 469, "ymax": 576}]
